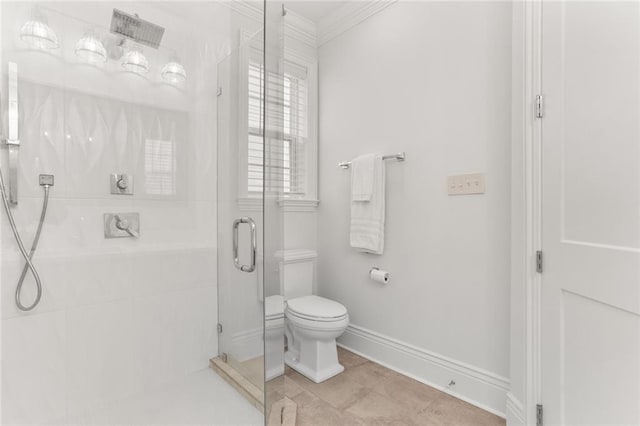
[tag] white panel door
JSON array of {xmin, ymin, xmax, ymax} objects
[{"xmin": 541, "ymin": 2, "xmax": 640, "ymax": 425}]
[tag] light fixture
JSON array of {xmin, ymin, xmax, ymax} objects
[
  {"xmin": 161, "ymin": 55, "xmax": 186, "ymax": 84},
  {"xmin": 20, "ymin": 7, "xmax": 59, "ymax": 50},
  {"xmin": 75, "ymin": 30, "xmax": 107, "ymax": 63},
  {"xmin": 121, "ymin": 45, "xmax": 149, "ymax": 74}
]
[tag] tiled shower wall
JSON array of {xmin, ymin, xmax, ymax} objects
[{"xmin": 0, "ymin": 2, "xmax": 229, "ymax": 424}]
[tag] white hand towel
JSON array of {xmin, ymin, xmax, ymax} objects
[
  {"xmin": 350, "ymin": 153, "xmax": 376, "ymax": 202},
  {"xmin": 350, "ymin": 154, "xmax": 385, "ymax": 254}
]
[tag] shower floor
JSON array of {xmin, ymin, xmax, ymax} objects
[{"xmin": 70, "ymin": 368, "xmax": 263, "ymax": 425}]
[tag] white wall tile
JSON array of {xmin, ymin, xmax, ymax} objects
[
  {"xmin": 2, "ymin": 311, "xmax": 67, "ymax": 425},
  {"xmin": 132, "ymin": 286, "xmax": 217, "ymax": 393},
  {"xmin": 66, "ymin": 299, "xmax": 134, "ymax": 418},
  {"xmin": 64, "ymin": 253, "xmax": 132, "ymax": 309}
]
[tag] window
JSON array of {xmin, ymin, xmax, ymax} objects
[
  {"xmin": 144, "ymin": 138, "xmax": 176, "ymax": 195},
  {"xmin": 247, "ymin": 57, "xmax": 308, "ymax": 196}
]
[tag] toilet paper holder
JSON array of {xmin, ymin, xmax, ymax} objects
[{"xmin": 369, "ymin": 267, "xmax": 390, "ymax": 284}]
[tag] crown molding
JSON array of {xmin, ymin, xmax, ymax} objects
[
  {"xmin": 225, "ymin": 1, "xmax": 318, "ymax": 47},
  {"xmin": 284, "ymin": 9, "xmax": 318, "ymax": 48},
  {"xmin": 224, "ymin": 1, "xmax": 397, "ymax": 48},
  {"xmin": 226, "ymin": 0, "xmax": 263, "ymax": 23},
  {"xmin": 317, "ymin": 0, "xmax": 398, "ymax": 46}
]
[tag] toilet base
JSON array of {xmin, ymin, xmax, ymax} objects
[{"xmin": 284, "ymin": 349, "xmax": 344, "ymax": 383}]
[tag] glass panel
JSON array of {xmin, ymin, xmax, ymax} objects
[
  {"xmin": 216, "ymin": 29, "xmax": 266, "ymax": 396},
  {"xmin": 263, "ymin": 2, "xmax": 286, "ymax": 419}
]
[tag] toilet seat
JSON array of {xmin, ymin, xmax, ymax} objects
[{"xmin": 286, "ymin": 295, "xmax": 347, "ymax": 322}]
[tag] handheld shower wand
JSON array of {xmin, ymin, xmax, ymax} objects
[
  {"xmin": 0, "ymin": 62, "xmax": 52, "ymax": 311},
  {"xmin": 0, "ymin": 173, "xmax": 52, "ymax": 311}
]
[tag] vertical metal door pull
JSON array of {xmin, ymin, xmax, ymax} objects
[{"xmin": 233, "ymin": 217, "xmax": 256, "ymax": 272}]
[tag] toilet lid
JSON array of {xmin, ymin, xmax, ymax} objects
[
  {"xmin": 286, "ymin": 295, "xmax": 347, "ymax": 319},
  {"xmin": 265, "ymin": 295, "xmax": 284, "ymax": 320}
]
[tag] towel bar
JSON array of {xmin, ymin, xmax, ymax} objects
[{"xmin": 338, "ymin": 152, "xmax": 405, "ymax": 169}]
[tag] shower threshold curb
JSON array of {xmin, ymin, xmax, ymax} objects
[
  {"xmin": 209, "ymin": 357, "xmax": 298, "ymax": 425},
  {"xmin": 210, "ymin": 357, "xmax": 264, "ymax": 413}
]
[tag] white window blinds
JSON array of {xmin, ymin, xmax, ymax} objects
[
  {"xmin": 144, "ymin": 138, "xmax": 176, "ymax": 195},
  {"xmin": 247, "ymin": 55, "xmax": 308, "ymax": 195}
]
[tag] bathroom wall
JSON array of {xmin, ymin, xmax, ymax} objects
[
  {"xmin": 316, "ymin": 1, "xmax": 512, "ymax": 415},
  {"xmin": 0, "ymin": 2, "xmax": 241, "ymax": 424}
]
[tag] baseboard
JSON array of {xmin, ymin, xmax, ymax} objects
[
  {"xmin": 338, "ymin": 323, "xmax": 509, "ymax": 418},
  {"xmin": 506, "ymin": 392, "xmax": 526, "ymax": 426},
  {"xmin": 230, "ymin": 327, "xmax": 263, "ymax": 362}
]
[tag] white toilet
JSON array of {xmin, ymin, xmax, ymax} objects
[{"xmin": 277, "ymin": 250, "xmax": 349, "ymax": 383}]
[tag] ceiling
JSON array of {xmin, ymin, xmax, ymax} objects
[{"xmin": 283, "ymin": 1, "xmax": 349, "ymax": 23}]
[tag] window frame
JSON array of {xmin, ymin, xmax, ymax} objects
[{"xmin": 237, "ymin": 30, "xmax": 318, "ymax": 211}]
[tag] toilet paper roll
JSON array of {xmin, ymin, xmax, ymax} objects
[{"xmin": 370, "ymin": 268, "xmax": 390, "ymax": 284}]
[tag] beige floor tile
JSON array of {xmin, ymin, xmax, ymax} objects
[
  {"xmin": 284, "ymin": 376, "xmax": 305, "ymax": 399},
  {"xmin": 416, "ymin": 394, "xmax": 505, "ymax": 426},
  {"xmin": 340, "ymin": 360, "xmax": 391, "ymax": 389},
  {"xmin": 344, "ymin": 390, "xmax": 433, "ymax": 426},
  {"xmin": 287, "ymin": 366, "xmax": 370, "ymax": 410},
  {"xmin": 221, "ymin": 348, "xmax": 504, "ymax": 426},
  {"xmin": 293, "ymin": 390, "xmax": 367, "ymax": 426},
  {"xmin": 370, "ymin": 368, "xmax": 443, "ymax": 413},
  {"xmin": 337, "ymin": 347, "xmax": 369, "ymax": 369}
]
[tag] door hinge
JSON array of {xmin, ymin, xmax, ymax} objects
[
  {"xmin": 536, "ymin": 250, "xmax": 543, "ymax": 273},
  {"xmin": 535, "ymin": 94, "xmax": 544, "ymax": 118},
  {"xmin": 221, "ymin": 352, "xmax": 228, "ymax": 363},
  {"xmin": 217, "ymin": 323, "xmax": 223, "ymax": 334},
  {"xmin": 536, "ymin": 404, "xmax": 543, "ymax": 426},
  {"xmin": 217, "ymin": 87, "xmax": 223, "ymax": 97}
]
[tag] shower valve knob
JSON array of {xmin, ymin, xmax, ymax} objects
[
  {"xmin": 116, "ymin": 178, "xmax": 128, "ymax": 190},
  {"xmin": 110, "ymin": 174, "xmax": 133, "ymax": 195}
]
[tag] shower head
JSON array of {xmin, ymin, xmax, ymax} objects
[{"xmin": 110, "ymin": 9, "xmax": 164, "ymax": 49}]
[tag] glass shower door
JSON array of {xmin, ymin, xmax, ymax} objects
[
  {"xmin": 216, "ymin": 31, "xmax": 266, "ymax": 401},
  {"xmin": 216, "ymin": 3, "xmax": 286, "ymax": 418}
]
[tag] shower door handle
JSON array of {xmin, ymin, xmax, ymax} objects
[{"xmin": 233, "ymin": 217, "xmax": 256, "ymax": 272}]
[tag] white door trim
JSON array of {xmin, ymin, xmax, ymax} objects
[{"xmin": 513, "ymin": 0, "xmax": 543, "ymax": 424}]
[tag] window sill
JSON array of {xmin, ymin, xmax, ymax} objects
[
  {"xmin": 237, "ymin": 197, "xmax": 262, "ymax": 212},
  {"xmin": 277, "ymin": 198, "xmax": 319, "ymax": 212},
  {"xmin": 237, "ymin": 197, "xmax": 319, "ymax": 212}
]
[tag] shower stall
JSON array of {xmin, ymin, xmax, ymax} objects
[{"xmin": 0, "ymin": 1, "xmax": 285, "ymax": 424}]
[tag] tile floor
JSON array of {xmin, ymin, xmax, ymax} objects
[
  {"xmin": 70, "ymin": 368, "xmax": 263, "ymax": 425},
  {"xmin": 277, "ymin": 347, "xmax": 506, "ymax": 426}
]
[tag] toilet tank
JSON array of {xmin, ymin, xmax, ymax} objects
[{"xmin": 275, "ymin": 249, "xmax": 318, "ymax": 300}]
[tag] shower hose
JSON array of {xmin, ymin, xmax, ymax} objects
[{"xmin": 0, "ymin": 169, "xmax": 49, "ymax": 311}]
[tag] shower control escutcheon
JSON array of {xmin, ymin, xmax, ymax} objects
[
  {"xmin": 110, "ymin": 174, "xmax": 133, "ymax": 195},
  {"xmin": 104, "ymin": 212, "xmax": 140, "ymax": 238}
]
